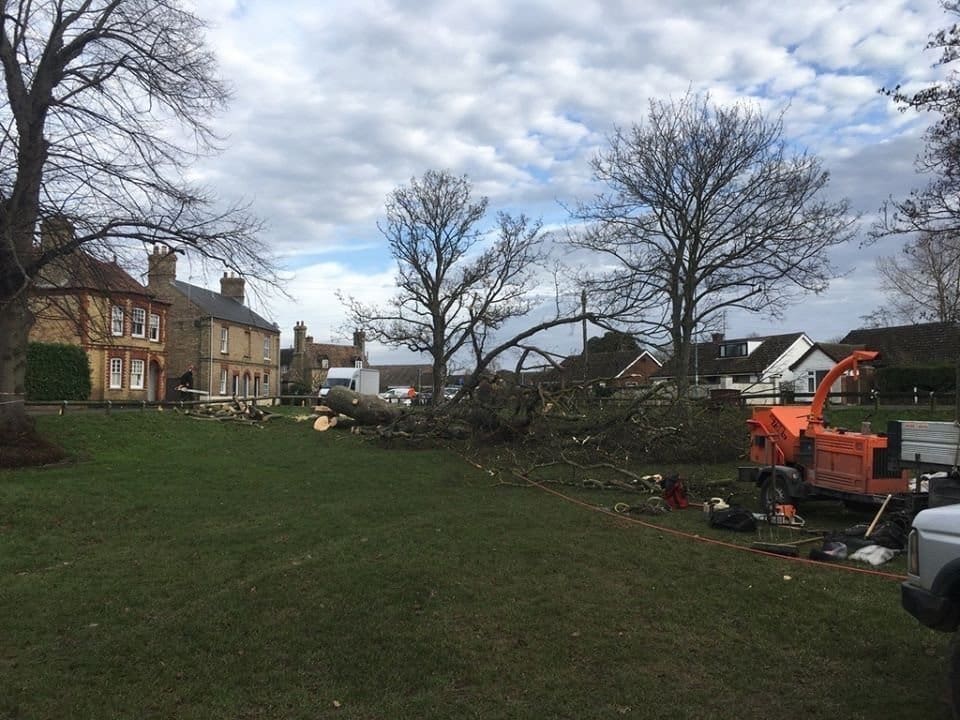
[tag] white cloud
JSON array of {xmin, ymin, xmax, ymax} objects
[{"xmin": 179, "ymin": 0, "xmax": 952, "ymax": 359}]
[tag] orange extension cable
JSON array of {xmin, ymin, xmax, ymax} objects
[{"xmin": 466, "ymin": 453, "xmax": 909, "ymax": 582}]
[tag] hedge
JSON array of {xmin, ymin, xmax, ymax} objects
[
  {"xmin": 876, "ymin": 364, "xmax": 958, "ymax": 394},
  {"xmin": 25, "ymin": 342, "xmax": 92, "ymax": 400}
]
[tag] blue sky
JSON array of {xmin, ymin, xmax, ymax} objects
[{"xmin": 186, "ymin": 0, "xmax": 948, "ymax": 364}]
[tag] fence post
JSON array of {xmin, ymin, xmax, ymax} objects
[
  {"xmin": 141, "ymin": 400, "xmax": 146, "ymax": 412},
  {"xmin": 105, "ymin": 400, "xmax": 112, "ymax": 415},
  {"xmin": 930, "ymin": 391, "xmax": 936, "ymax": 411},
  {"xmin": 59, "ymin": 400, "xmax": 67, "ymax": 416}
]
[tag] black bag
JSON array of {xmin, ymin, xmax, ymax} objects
[{"xmin": 709, "ymin": 505, "xmax": 757, "ymax": 532}]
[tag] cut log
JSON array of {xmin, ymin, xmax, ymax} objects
[{"xmin": 325, "ymin": 386, "xmax": 401, "ymax": 425}]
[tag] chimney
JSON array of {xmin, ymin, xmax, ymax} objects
[
  {"xmin": 353, "ymin": 329, "xmax": 366, "ymax": 356},
  {"xmin": 147, "ymin": 245, "xmax": 177, "ymax": 287},
  {"xmin": 293, "ymin": 321, "xmax": 306, "ymax": 354},
  {"xmin": 39, "ymin": 216, "xmax": 75, "ymax": 253},
  {"xmin": 220, "ymin": 271, "xmax": 245, "ymax": 304},
  {"xmin": 711, "ymin": 333, "xmax": 725, "ymax": 344}
]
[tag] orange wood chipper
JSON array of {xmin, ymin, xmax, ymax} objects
[{"xmin": 743, "ymin": 350, "xmax": 959, "ymax": 512}]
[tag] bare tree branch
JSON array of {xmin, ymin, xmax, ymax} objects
[{"xmin": 570, "ymin": 92, "xmax": 858, "ymax": 398}]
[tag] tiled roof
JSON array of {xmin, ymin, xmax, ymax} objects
[
  {"xmin": 306, "ymin": 342, "xmax": 364, "ymax": 367},
  {"xmin": 840, "ymin": 322, "xmax": 960, "ymax": 365},
  {"xmin": 38, "ymin": 252, "xmax": 159, "ymax": 298},
  {"xmin": 371, "ymin": 364, "xmax": 434, "ymax": 389},
  {"xmin": 788, "ymin": 342, "xmax": 864, "ymax": 370},
  {"xmin": 654, "ymin": 333, "xmax": 807, "ymax": 378},
  {"xmin": 169, "ymin": 280, "xmax": 278, "ymax": 333},
  {"xmin": 543, "ymin": 350, "xmax": 648, "ymax": 382}
]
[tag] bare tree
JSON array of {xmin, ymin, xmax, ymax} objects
[
  {"xmin": 570, "ymin": 93, "xmax": 858, "ymax": 399},
  {"xmin": 340, "ymin": 170, "xmax": 547, "ymax": 403},
  {"xmin": 0, "ymin": 1, "xmax": 275, "ymax": 450},
  {"xmin": 865, "ymin": 232, "xmax": 960, "ymax": 324},
  {"xmin": 872, "ymin": 2, "xmax": 960, "ymax": 296}
]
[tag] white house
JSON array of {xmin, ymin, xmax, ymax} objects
[
  {"xmin": 787, "ymin": 342, "xmax": 863, "ymax": 399},
  {"xmin": 652, "ymin": 332, "xmax": 814, "ymax": 401}
]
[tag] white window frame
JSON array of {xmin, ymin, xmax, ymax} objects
[
  {"xmin": 111, "ymin": 306, "xmax": 124, "ymax": 336},
  {"xmin": 219, "ymin": 368, "xmax": 228, "ymax": 395},
  {"xmin": 109, "ymin": 358, "xmax": 123, "ymax": 389},
  {"xmin": 263, "ymin": 337, "xmax": 271, "ymax": 360},
  {"xmin": 130, "ymin": 359, "xmax": 145, "ymax": 389},
  {"xmin": 220, "ymin": 327, "xmax": 229, "ymax": 353},
  {"xmin": 148, "ymin": 313, "xmax": 160, "ymax": 342},
  {"xmin": 131, "ymin": 307, "xmax": 146, "ymax": 337}
]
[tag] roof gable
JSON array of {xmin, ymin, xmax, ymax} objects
[{"xmin": 789, "ymin": 342, "xmax": 863, "ymax": 370}]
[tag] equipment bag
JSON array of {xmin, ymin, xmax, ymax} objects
[{"xmin": 708, "ymin": 505, "xmax": 757, "ymax": 532}]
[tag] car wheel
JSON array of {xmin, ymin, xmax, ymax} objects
[
  {"xmin": 949, "ymin": 632, "xmax": 960, "ymax": 720},
  {"xmin": 759, "ymin": 473, "xmax": 792, "ymax": 513}
]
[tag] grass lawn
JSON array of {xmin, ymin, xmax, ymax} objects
[{"xmin": 0, "ymin": 409, "xmax": 951, "ymax": 719}]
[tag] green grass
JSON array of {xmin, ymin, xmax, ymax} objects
[{"xmin": 0, "ymin": 411, "xmax": 952, "ymax": 719}]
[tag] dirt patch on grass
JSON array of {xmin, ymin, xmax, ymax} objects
[{"xmin": 0, "ymin": 427, "xmax": 67, "ymax": 468}]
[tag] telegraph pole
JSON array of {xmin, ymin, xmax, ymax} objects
[{"xmin": 581, "ymin": 289, "xmax": 588, "ymax": 382}]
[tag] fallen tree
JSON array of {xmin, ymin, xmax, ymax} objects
[{"xmin": 322, "ymin": 387, "xmax": 401, "ymax": 425}]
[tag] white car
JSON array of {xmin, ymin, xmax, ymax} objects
[{"xmin": 379, "ymin": 387, "xmax": 415, "ymax": 405}]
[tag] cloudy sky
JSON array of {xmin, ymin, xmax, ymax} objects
[{"xmin": 184, "ymin": 0, "xmax": 948, "ymax": 364}]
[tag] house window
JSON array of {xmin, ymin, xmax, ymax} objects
[
  {"xmin": 232, "ymin": 374, "xmax": 239, "ymax": 396},
  {"xmin": 719, "ymin": 342, "xmax": 747, "ymax": 358},
  {"xmin": 320, "ymin": 357, "xmax": 329, "ymax": 369},
  {"xmin": 109, "ymin": 358, "xmax": 123, "ymax": 389},
  {"xmin": 263, "ymin": 372, "xmax": 269, "ymax": 396},
  {"xmin": 130, "ymin": 359, "xmax": 144, "ymax": 389},
  {"xmin": 263, "ymin": 337, "xmax": 271, "ymax": 360},
  {"xmin": 111, "ymin": 306, "xmax": 124, "ymax": 336},
  {"xmin": 149, "ymin": 313, "xmax": 160, "ymax": 341},
  {"xmin": 131, "ymin": 308, "xmax": 146, "ymax": 337},
  {"xmin": 220, "ymin": 327, "xmax": 229, "ymax": 353},
  {"xmin": 807, "ymin": 370, "xmax": 828, "ymax": 393},
  {"xmin": 219, "ymin": 368, "xmax": 228, "ymax": 395},
  {"xmin": 245, "ymin": 330, "xmax": 251, "ymax": 358}
]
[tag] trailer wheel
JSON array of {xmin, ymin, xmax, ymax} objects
[{"xmin": 759, "ymin": 473, "xmax": 792, "ymax": 513}]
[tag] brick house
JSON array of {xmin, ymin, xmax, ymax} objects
[
  {"xmin": 29, "ymin": 224, "xmax": 170, "ymax": 401},
  {"xmin": 145, "ymin": 246, "xmax": 280, "ymax": 400},
  {"xmin": 280, "ymin": 322, "xmax": 369, "ymax": 394}
]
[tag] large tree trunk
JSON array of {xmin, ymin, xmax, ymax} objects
[
  {"xmin": 0, "ymin": 294, "xmax": 32, "ymax": 440},
  {"xmin": 324, "ymin": 386, "xmax": 401, "ymax": 425}
]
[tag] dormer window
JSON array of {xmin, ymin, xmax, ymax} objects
[{"xmin": 718, "ymin": 342, "xmax": 747, "ymax": 358}]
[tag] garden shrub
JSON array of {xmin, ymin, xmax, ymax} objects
[{"xmin": 25, "ymin": 342, "xmax": 91, "ymax": 401}]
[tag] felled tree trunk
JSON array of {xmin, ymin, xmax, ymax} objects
[{"xmin": 324, "ymin": 386, "xmax": 401, "ymax": 425}]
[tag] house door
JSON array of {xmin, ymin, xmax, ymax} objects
[
  {"xmin": 253, "ymin": 375, "xmax": 260, "ymax": 397},
  {"xmin": 243, "ymin": 373, "xmax": 251, "ymax": 397},
  {"xmin": 147, "ymin": 361, "xmax": 161, "ymax": 402}
]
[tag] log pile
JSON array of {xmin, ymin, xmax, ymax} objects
[{"xmin": 180, "ymin": 399, "xmax": 275, "ymax": 425}]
